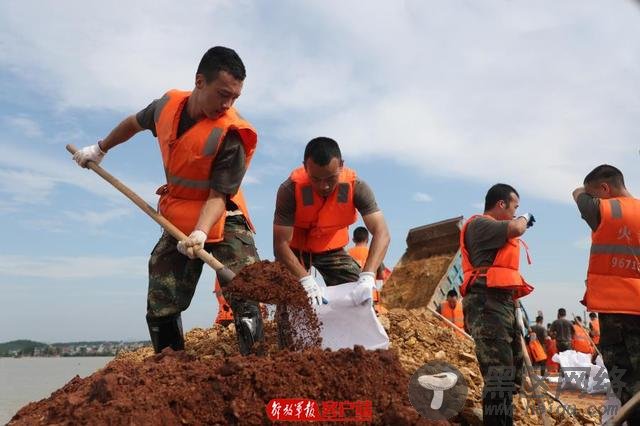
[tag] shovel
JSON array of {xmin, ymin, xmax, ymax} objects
[{"xmin": 66, "ymin": 144, "xmax": 235, "ymax": 284}]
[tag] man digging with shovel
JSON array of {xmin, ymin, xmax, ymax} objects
[{"xmin": 72, "ymin": 46, "xmax": 264, "ymax": 356}]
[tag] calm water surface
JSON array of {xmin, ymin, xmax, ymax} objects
[{"xmin": 0, "ymin": 357, "xmax": 112, "ymax": 424}]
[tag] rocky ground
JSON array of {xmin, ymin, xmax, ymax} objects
[{"xmin": 9, "ymin": 261, "xmax": 603, "ymax": 425}]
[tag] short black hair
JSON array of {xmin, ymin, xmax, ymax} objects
[
  {"xmin": 589, "ymin": 312, "xmax": 597, "ymax": 319},
  {"xmin": 303, "ymin": 137, "xmax": 342, "ymax": 166},
  {"xmin": 197, "ymin": 46, "xmax": 246, "ymax": 82},
  {"xmin": 447, "ymin": 289, "xmax": 458, "ymax": 298},
  {"xmin": 353, "ymin": 226, "xmax": 369, "ymax": 243},
  {"xmin": 484, "ymin": 183, "xmax": 519, "ymax": 211},
  {"xmin": 558, "ymin": 308, "xmax": 566, "ymax": 317},
  {"xmin": 584, "ymin": 164, "xmax": 625, "ymax": 189},
  {"xmin": 536, "ymin": 316, "xmax": 543, "ymax": 323},
  {"xmin": 575, "ymin": 315, "xmax": 582, "ymax": 323}
]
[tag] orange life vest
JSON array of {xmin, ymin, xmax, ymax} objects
[
  {"xmin": 348, "ymin": 245, "xmax": 369, "ymax": 268},
  {"xmin": 440, "ymin": 301, "xmax": 464, "ymax": 329},
  {"xmin": 155, "ymin": 90, "xmax": 257, "ymax": 242},
  {"xmin": 289, "ymin": 167, "xmax": 358, "ymax": 253},
  {"xmin": 459, "ymin": 215, "xmax": 534, "ymax": 299},
  {"xmin": 572, "ymin": 324, "xmax": 593, "ymax": 354},
  {"xmin": 545, "ymin": 339, "xmax": 560, "ymax": 373},
  {"xmin": 213, "ymin": 278, "xmax": 234, "ymax": 324},
  {"xmin": 528, "ymin": 338, "xmax": 547, "ymax": 363},
  {"xmin": 589, "ymin": 318, "xmax": 600, "ymax": 345},
  {"xmin": 583, "ymin": 197, "xmax": 640, "ymax": 315}
]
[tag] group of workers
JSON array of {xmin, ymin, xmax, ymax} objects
[
  {"xmin": 71, "ymin": 45, "xmax": 640, "ymax": 426},
  {"xmin": 72, "ymin": 46, "xmax": 391, "ymax": 357},
  {"xmin": 525, "ymin": 310, "xmax": 601, "ymax": 377},
  {"xmin": 432, "ymin": 168, "xmax": 639, "ymax": 425}
]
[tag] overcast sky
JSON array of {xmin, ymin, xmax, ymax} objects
[{"xmin": 1, "ymin": 0, "xmax": 639, "ymax": 342}]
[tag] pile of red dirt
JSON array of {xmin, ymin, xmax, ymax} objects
[
  {"xmin": 225, "ymin": 260, "xmax": 322, "ymax": 351},
  {"xmin": 10, "ymin": 346, "xmax": 445, "ymax": 425}
]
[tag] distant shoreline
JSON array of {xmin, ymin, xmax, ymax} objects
[
  {"xmin": 1, "ymin": 354, "xmax": 119, "ymax": 358},
  {"xmin": 0, "ymin": 339, "xmax": 149, "ymax": 358}
]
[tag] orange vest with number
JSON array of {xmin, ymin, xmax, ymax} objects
[
  {"xmin": 440, "ymin": 301, "xmax": 464, "ymax": 329},
  {"xmin": 572, "ymin": 324, "xmax": 593, "ymax": 354},
  {"xmin": 584, "ymin": 197, "xmax": 640, "ymax": 315},
  {"xmin": 589, "ymin": 318, "xmax": 600, "ymax": 345},
  {"xmin": 290, "ymin": 167, "xmax": 358, "ymax": 253},
  {"xmin": 348, "ymin": 246, "xmax": 369, "ymax": 268},
  {"xmin": 528, "ymin": 338, "xmax": 547, "ymax": 363},
  {"xmin": 459, "ymin": 215, "xmax": 534, "ymax": 299},
  {"xmin": 154, "ymin": 90, "xmax": 257, "ymax": 242}
]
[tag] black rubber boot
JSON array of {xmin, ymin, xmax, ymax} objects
[
  {"xmin": 146, "ymin": 314, "xmax": 185, "ymax": 353},
  {"xmin": 230, "ymin": 300, "xmax": 264, "ymax": 355}
]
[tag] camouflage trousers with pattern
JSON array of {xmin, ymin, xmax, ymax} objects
[
  {"xmin": 463, "ymin": 286, "xmax": 523, "ymax": 426},
  {"xmin": 292, "ymin": 248, "xmax": 361, "ymax": 286},
  {"xmin": 599, "ymin": 313, "xmax": 640, "ymax": 425},
  {"xmin": 147, "ymin": 215, "xmax": 260, "ymax": 321}
]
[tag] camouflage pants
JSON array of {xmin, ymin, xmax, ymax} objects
[
  {"xmin": 463, "ymin": 287, "xmax": 523, "ymax": 426},
  {"xmin": 147, "ymin": 215, "xmax": 260, "ymax": 320},
  {"xmin": 599, "ymin": 313, "xmax": 640, "ymax": 424},
  {"xmin": 292, "ymin": 248, "xmax": 361, "ymax": 286}
]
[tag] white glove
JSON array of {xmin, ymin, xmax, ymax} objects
[
  {"xmin": 177, "ymin": 230, "xmax": 207, "ymax": 259},
  {"xmin": 299, "ymin": 275, "xmax": 324, "ymax": 307},
  {"xmin": 517, "ymin": 213, "xmax": 536, "ymax": 228},
  {"xmin": 73, "ymin": 143, "xmax": 106, "ymax": 168},
  {"xmin": 349, "ymin": 272, "xmax": 376, "ymax": 306}
]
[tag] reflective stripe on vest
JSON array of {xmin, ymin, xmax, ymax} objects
[
  {"xmin": 584, "ymin": 197, "xmax": 640, "ymax": 315},
  {"xmin": 459, "ymin": 214, "xmax": 534, "ymax": 299},
  {"xmin": 290, "ymin": 166, "xmax": 358, "ymax": 253},
  {"xmin": 154, "ymin": 89, "xmax": 257, "ymax": 242},
  {"xmin": 440, "ymin": 301, "xmax": 464, "ymax": 329}
]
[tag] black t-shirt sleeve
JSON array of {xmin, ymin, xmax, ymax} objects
[
  {"xmin": 467, "ymin": 216, "xmax": 509, "ymax": 251},
  {"xmin": 210, "ymin": 130, "xmax": 247, "ymax": 196},
  {"xmin": 273, "ymin": 179, "xmax": 296, "ymax": 226},
  {"xmin": 576, "ymin": 193, "xmax": 601, "ymax": 232},
  {"xmin": 353, "ymin": 179, "xmax": 380, "ymax": 216},
  {"xmin": 135, "ymin": 99, "xmax": 160, "ymax": 136}
]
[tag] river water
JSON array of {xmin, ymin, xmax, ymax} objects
[{"xmin": 0, "ymin": 356, "xmax": 112, "ymax": 424}]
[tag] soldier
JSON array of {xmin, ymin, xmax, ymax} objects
[
  {"xmin": 573, "ymin": 164, "xmax": 640, "ymax": 423},
  {"xmin": 273, "ymin": 137, "xmax": 390, "ymax": 306},
  {"xmin": 73, "ymin": 46, "xmax": 263, "ymax": 355},
  {"xmin": 460, "ymin": 183, "xmax": 535, "ymax": 425}
]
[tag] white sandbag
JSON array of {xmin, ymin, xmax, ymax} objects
[
  {"xmin": 552, "ymin": 350, "xmax": 609, "ymax": 394},
  {"xmin": 316, "ymin": 282, "xmax": 390, "ymax": 351}
]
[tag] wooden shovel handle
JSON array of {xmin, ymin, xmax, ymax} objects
[{"xmin": 66, "ymin": 144, "xmax": 233, "ymax": 280}]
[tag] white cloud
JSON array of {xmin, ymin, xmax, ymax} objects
[
  {"xmin": 0, "ymin": 255, "xmax": 147, "ymax": 279},
  {"xmin": 412, "ymin": 192, "xmax": 433, "ymax": 203},
  {"xmin": 0, "ymin": 142, "xmax": 161, "ymax": 210},
  {"xmin": 242, "ymin": 173, "xmax": 260, "ymax": 185},
  {"xmin": 572, "ymin": 236, "xmax": 592, "ymax": 250},
  {"xmin": 3, "ymin": 115, "xmax": 43, "ymax": 138},
  {"xmin": 64, "ymin": 208, "xmax": 132, "ymax": 227},
  {"xmin": 0, "ymin": 169, "xmax": 57, "ymax": 205},
  {"xmin": 1, "ymin": 0, "xmax": 639, "ymax": 205}
]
